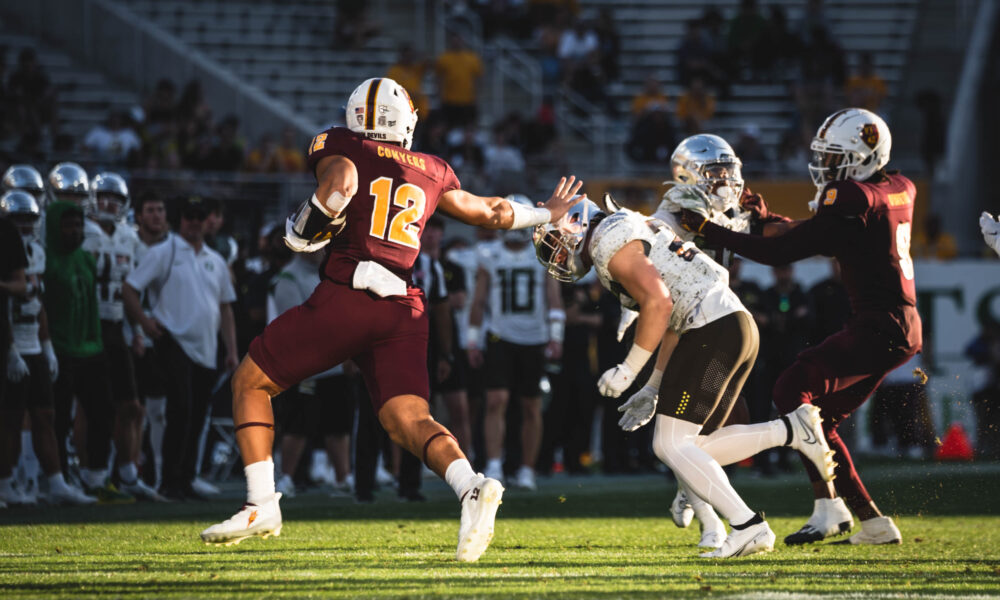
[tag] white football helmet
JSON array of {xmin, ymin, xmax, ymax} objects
[
  {"xmin": 90, "ymin": 172, "xmax": 130, "ymax": 222},
  {"xmin": 345, "ymin": 77, "xmax": 418, "ymax": 150},
  {"xmin": 0, "ymin": 190, "xmax": 42, "ymax": 238},
  {"xmin": 2, "ymin": 165, "xmax": 45, "ymax": 204},
  {"xmin": 809, "ymin": 108, "xmax": 891, "ymax": 188},
  {"xmin": 533, "ymin": 197, "xmax": 602, "ymax": 283},
  {"xmin": 503, "ymin": 194, "xmax": 535, "ymax": 245},
  {"xmin": 670, "ymin": 134, "xmax": 744, "ymax": 214}
]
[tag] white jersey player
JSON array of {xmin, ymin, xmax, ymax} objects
[
  {"xmin": 468, "ymin": 196, "xmax": 565, "ymax": 491},
  {"xmin": 982, "ymin": 212, "xmax": 1000, "ymax": 257},
  {"xmin": 534, "ymin": 199, "xmax": 835, "ymax": 558}
]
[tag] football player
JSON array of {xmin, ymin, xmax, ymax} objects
[
  {"xmin": 2, "ymin": 165, "xmax": 46, "ymax": 205},
  {"xmin": 534, "ymin": 199, "xmax": 835, "ymax": 558},
  {"xmin": 82, "ymin": 173, "xmax": 162, "ymax": 501},
  {"xmin": 467, "ymin": 195, "xmax": 565, "ymax": 491},
  {"xmin": 0, "ymin": 191, "xmax": 94, "ymax": 505},
  {"xmin": 201, "ymin": 77, "xmax": 583, "ymax": 562},
  {"xmin": 981, "ymin": 212, "xmax": 1000, "ymax": 256},
  {"xmin": 678, "ymin": 108, "xmax": 921, "ymax": 545}
]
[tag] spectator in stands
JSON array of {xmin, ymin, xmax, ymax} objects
[
  {"xmin": 734, "ymin": 123, "xmax": 769, "ymax": 178},
  {"xmin": 565, "ymin": 49, "xmax": 613, "ymax": 115},
  {"xmin": 446, "ymin": 125, "xmax": 486, "ymax": 188},
  {"xmin": 333, "ymin": 0, "xmax": 379, "ymax": 49},
  {"xmin": 677, "ymin": 19, "xmax": 723, "ymax": 96},
  {"xmin": 915, "ymin": 89, "xmax": 946, "ymax": 178},
  {"xmin": 726, "ymin": 0, "xmax": 768, "ymax": 81},
  {"xmin": 123, "ymin": 196, "xmax": 238, "ymax": 501},
  {"xmin": 144, "ymin": 79, "xmax": 178, "ymax": 135},
  {"xmin": 557, "ymin": 18, "xmax": 598, "ymax": 84},
  {"xmin": 8, "ymin": 48, "xmax": 58, "ymax": 140},
  {"xmin": 626, "ymin": 105, "xmax": 677, "ymax": 164},
  {"xmin": 275, "ymin": 128, "xmax": 306, "ymax": 173},
  {"xmin": 245, "ymin": 134, "xmax": 281, "ymax": 173},
  {"xmin": 845, "ymin": 53, "xmax": 888, "ymax": 113},
  {"xmin": 44, "ymin": 200, "xmax": 127, "ymax": 501},
  {"xmin": 82, "ymin": 110, "xmax": 142, "ymax": 167},
  {"xmin": 205, "ymin": 115, "xmax": 245, "ymax": 172},
  {"xmin": 527, "ymin": 0, "xmax": 579, "ymax": 32},
  {"xmin": 760, "ymin": 5, "xmax": 801, "ymax": 79},
  {"xmin": 536, "ymin": 23, "xmax": 564, "ymax": 94},
  {"xmin": 913, "ymin": 214, "xmax": 958, "ymax": 260},
  {"xmin": 776, "ymin": 126, "xmax": 809, "ymax": 175},
  {"xmin": 177, "ymin": 80, "xmax": 212, "ymax": 129},
  {"xmin": 796, "ymin": 0, "xmax": 830, "ymax": 46},
  {"xmin": 794, "ymin": 26, "xmax": 845, "ymax": 132},
  {"xmin": 675, "ymin": 76, "xmax": 716, "ymax": 137},
  {"xmin": 435, "ymin": 34, "xmax": 484, "ymax": 129},
  {"xmin": 387, "ymin": 44, "xmax": 430, "ymax": 120},
  {"xmin": 0, "ymin": 46, "xmax": 13, "ymax": 141},
  {"xmin": 483, "ymin": 123, "xmax": 526, "ymax": 191},
  {"xmin": 594, "ymin": 7, "xmax": 621, "ymax": 83},
  {"xmin": 630, "ymin": 76, "xmax": 669, "ymax": 118}
]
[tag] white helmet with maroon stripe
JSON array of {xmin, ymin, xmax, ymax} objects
[
  {"xmin": 809, "ymin": 108, "xmax": 891, "ymax": 188},
  {"xmin": 345, "ymin": 77, "xmax": 418, "ymax": 150}
]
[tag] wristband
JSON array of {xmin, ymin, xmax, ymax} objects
[
  {"xmin": 646, "ymin": 368, "xmax": 663, "ymax": 390},
  {"xmin": 466, "ymin": 325, "xmax": 482, "ymax": 350},
  {"xmin": 623, "ymin": 344, "xmax": 653, "ymax": 374},
  {"xmin": 317, "ymin": 191, "xmax": 352, "ymax": 215},
  {"xmin": 510, "ymin": 201, "xmax": 551, "ymax": 229},
  {"xmin": 548, "ymin": 309, "xmax": 566, "ymax": 344}
]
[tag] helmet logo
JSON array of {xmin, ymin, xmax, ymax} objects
[
  {"xmin": 354, "ymin": 106, "xmax": 365, "ymax": 126},
  {"xmin": 860, "ymin": 123, "xmax": 879, "ymax": 149}
]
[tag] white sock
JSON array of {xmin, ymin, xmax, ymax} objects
[
  {"xmin": 118, "ymin": 462, "xmax": 139, "ymax": 484},
  {"xmin": 82, "ymin": 469, "xmax": 107, "ymax": 489},
  {"xmin": 683, "ymin": 482, "xmax": 723, "ymax": 528},
  {"xmin": 48, "ymin": 472, "xmax": 71, "ymax": 493},
  {"xmin": 245, "ymin": 459, "xmax": 275, "ymax": 505},
  {"xmin": 695, "ymin": 419, "xmax": 788, "ymax": 466},
  {"xmin": 444, "ymin": 458, "xmax": 478, "ymax": 500},
  {"xmin": 652, "ymin": 415, "xmax": 756, "ymax": 526}
]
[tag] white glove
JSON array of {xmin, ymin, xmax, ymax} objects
[
  {"xmin": 981, "ymin": 212, "xmax": 1000, "ymax": 256},
  {"xmin": 42, "ymin": 340, "xmax": 58, "ymax": 382},
  {"xmin": 616, "ymin": 308, "xmax": 639, "ymax": 342},
  {"xmin": 283, "ymin": 216, "xmax": 332, "ymax": 253},
  {"xmin": 663, "ymin": 184, "xmax": 711, "ymax": 216},
  {"xmin": 598, "ymin": 362, "xmax": 637, "ymax": 398},
  {"xmin": 617, "ymin": 385, "xmax": 659, "ymax": 432},
  {"xmin": 7, "ymin": 348, "xmax": 29, "ymax": 383}
]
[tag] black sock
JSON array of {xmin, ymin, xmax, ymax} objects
[
  {"xmin": 732, "ymin": 512, "xmax": 765, "ymax": 530},
  {"xmin": 780, "ymin": 415, "xmax": 793, "ymax": 446}
]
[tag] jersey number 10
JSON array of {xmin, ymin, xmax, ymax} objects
[{"xmin": 368, "ymin": 176, "xmax": 426, "ymax": 250}]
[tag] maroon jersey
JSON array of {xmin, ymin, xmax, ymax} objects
[
  {"xmin": 699, "ymin": 173, "xmax": 918, "ymax": 316},
  {"xmin": 306, "ymin": 127, "xmax": 460, "ymax": 286}
]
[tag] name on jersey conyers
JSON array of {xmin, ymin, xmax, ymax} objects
[{"xmin": 376, "ymin": 145, "xmax": 427, "ymax": 170}]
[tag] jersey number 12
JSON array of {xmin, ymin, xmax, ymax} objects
[{"xmin": 369, "ymin": 176, "xmax": 426, "ymax": 250}]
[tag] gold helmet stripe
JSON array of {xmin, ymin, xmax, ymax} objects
[{"xmin": 364, "ymin": 78, "xmax": 383, "ymax": 131}]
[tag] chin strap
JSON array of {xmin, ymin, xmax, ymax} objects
[
  {"xmin": 234, "ymin": 422, "xmax": 274, "ymax": 433},
  {"xmin": 422, "ymin": 431, "xmax": 457, "ymax": 465}
]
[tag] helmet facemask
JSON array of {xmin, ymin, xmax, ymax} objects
[
  {"xmin": 533, "ymin": 197, "xmax": 598, "ymax": 283},
  {"xmin": 808, "ymin": 142, "xmax": 864, "ymax": 188},
  {"xmin": 697, "ymin": 161, "xmax": 744, "ymax": 214}
]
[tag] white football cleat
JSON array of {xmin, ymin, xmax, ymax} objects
[
  {"xmin": 700, "ymin": 519, "xmax": 775, "ymax": 558},
  {"xmin": 456, "ymin": 475, "xmax": 504, "ymax": 562},
  {"xmin": 846, "ymin": 516, "xmax": 901, "ymax": 545},
  {"xmin": 120, "ymin": 479, "xmax": 168, "ymax": 502},
  {"xmin": 201, "ymin": 493, "xmax": 283, "ymax": 546},
  {"xmin": 48, "ymin": 483, "xmax": 97, "ymax": 505},
  {"xmin": 698, "ymin": 517, "xmax": 727, "ymax": 549},
  {"xmin": 276, "ymin": 474, "xmax": 297, "ymax": 498},
  {"xmin": 787, "ymin": 404, "xmax": 837, "ymax": 482},
  {"xmin": 784, "ymin": 497, "xmax": 854, "ymax": 545},
  {"xmin": 513, "ymin": 466, "xmax": 536, "ymax": 491},
  {"xmin": 670, "ymin": 489, "xmax": 694, "ymax": 528}
]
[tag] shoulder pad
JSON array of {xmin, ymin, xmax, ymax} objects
[
  {"xmin": 306, "ymin": 127, "xmax": 361, "ymax": 172},
  {"xmin": 815, "ymin": 181, "xmax": 870, "ymax": 217}
]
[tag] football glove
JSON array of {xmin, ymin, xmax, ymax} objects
[
  {"xmin": 598, "ymin": 362, "xmax": 637, "ymax": 398},
  {"xmin": 981, "ymin": 212, "xmax": 1000, "ymax": 256},
  {"xmin": 7, "ymin": 348, "xmax": 29, "ymax": 383},
  {"xmin": 617, "ymin": 385, "xmax": 659, "ymax": 432},
  {"xmin": 42, "ymin": 340, "xmax": 58, "ymax": 382}
]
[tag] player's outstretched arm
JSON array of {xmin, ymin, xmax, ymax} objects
[
  {"xmin": 679, "ymin": 209, "xmax": 840, "ymax": 266},
  {"xmin": 438, "ymin": 176, "xmax": 585, "ymax": 229}
]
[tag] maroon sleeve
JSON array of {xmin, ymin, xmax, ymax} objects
[
  {"xmin": 814, "ymin": 181, "xmax": 870, "ymax": 219},
  {"xmin": 305, "ymin": 128, "xmax": 361, "ymax": 176},
  {"xmin": 440, "ymin": 159, "xmax": 461, "ymax": 193},
  {"xmin": 700, "ymin": 214, "xmax": 854, "ymax": 265}
]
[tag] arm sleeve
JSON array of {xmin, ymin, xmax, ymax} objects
[
  {"xmin": 699, "ymin": 215, "xmax": 850, "ymax": 265},
  {"xmin": 125, "ymin": 239, "xmax": 169, "ymax": 292}
]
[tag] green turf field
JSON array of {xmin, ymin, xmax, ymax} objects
[{"xmin": 1, "ymin": 461, "xmax": 999, "ymax": 598}]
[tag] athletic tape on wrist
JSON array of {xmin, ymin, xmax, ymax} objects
[
  {"xmin": 466, "ymin": 325, "xmax": 482, "ymax": 350},
  {"xmin": 510, "ymin": 201, "xmax": 551, "ymax": 229},
  {"xmin": 548, "ymin": 309, "xmax": 566, "ymax": 344},
  {"xmin": 422, "ymin": 431, "xmax": 457, "ymax": 465},
  {"xmin": 623, "ymin": 344, "xmax": 653, "ymax": 374}
]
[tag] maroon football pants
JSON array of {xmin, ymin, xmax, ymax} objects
[{"xmin": 772, "ymin": 310, "xmax": 920, "ymax": 511}]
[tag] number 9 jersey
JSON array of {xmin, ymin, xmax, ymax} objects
[{"xmin": 306, "ymin": 127, "xmax": 460, "ymax": 298}]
